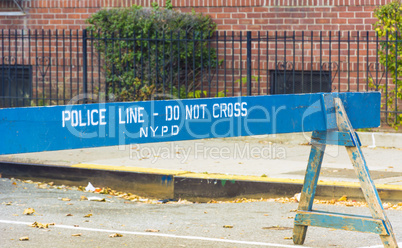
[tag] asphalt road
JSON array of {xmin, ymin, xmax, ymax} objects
[{"xmin": 1, "ymin": 178, "xmax": 401, "ymax": 248}]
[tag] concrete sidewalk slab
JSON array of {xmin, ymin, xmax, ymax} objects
[{"xmin": 1, "ymin": 133, "xmax": 401, "ymax": 201}]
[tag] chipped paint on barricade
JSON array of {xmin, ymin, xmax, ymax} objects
[
  {"xmin": 0, "ymin": 92, "xmax": 380, "ymax": 155},
  {"xmin": 292, "ymin": 98, "xmax": 398, "ymax": 248},
  {"xmin": 294, "ymin": 210, "xmax": 389, "ymax": 235}
]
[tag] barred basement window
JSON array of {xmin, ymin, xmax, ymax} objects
[
  {"xmin": 0, "ymin": 65, "xmax": 32, "ymax": 107},
  {"xmin": 270, "ymin": 70, "xmax": 332, "ymax": 95}
]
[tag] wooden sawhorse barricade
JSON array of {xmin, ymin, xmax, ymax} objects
[{"xmin": 0, "ymin": 92, "xmax": 398, "ymax": 247}]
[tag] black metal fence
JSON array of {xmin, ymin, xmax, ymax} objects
[{"xmin": 0, "ymin": 29, "xmax": 400, "ymax": 125}]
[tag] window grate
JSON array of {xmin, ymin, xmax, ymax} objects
[
  {"xmin": 270, "ymin": 70, "xmax": 332, "ymax": 95},
  {"xmin": 0, "ymin": 65, "xmax": 32, "ymax": 108}
]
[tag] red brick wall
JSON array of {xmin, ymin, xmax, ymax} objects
[
  {"xmin": 0, "ymin": 0, "xmax": 394, "ymax": 104},
  {"xmin": 0, "ymin": 0, "xmax": 393, "ymax": 31}
]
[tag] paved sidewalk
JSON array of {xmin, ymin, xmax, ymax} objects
[{"xmin": 1, "ymin": 132, "xmax": 401, "ymax": 201}]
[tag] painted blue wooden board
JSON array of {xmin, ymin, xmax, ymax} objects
[
  {"xmin": 295, "ymin": 210, "xmax": 389, "ymax": 235},
  {"xmin": 0, "ymin": 92, "xmax": 380, "ymax": 155}
]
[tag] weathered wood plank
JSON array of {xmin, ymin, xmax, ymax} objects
[
  {"xmin": 311, "ymin": 131, "xmax": 356, "ymax": 147},
  {"xmin": 334, "ymin": 98, "xmax": 399, "ymax": 248},
  {"xmin": 293, "ymin": 132, "xmax": 326, "ymax": 245},
  {"xmin": 295, "ymin": 210, "xmax": 389, "ymax": 235}
]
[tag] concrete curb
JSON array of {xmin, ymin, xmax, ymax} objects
[{"xmin": 2, "ymin": 162, "xmax": 402, "ymax": 202}]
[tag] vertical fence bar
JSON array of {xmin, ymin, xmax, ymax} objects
[
  {"xmin": 394, "ymin": 32, "xmax": 398, "ymax": 123},
  {"xmin": 240, "ymin": 32, "xmax": 243, "ymax": 95},
  {"xmin": 301, "ymin": 31, "xmax": 304, "ymax": 93},
  {"xmin": 284, "ymin": 31, "xmax": 287, "ymax": 94},
  {"xmin": 266, "ymin": 31, "xmax": 269, "ymax": 95},
  {"xmin": 215, "ymin": 31, "xmax": 219, "ymax": 97},
  {"xmin": 347, "ymin": 31, "xmax": 350, "ymax": 92},
  {"xmin": 274, "ymin": 31, "xmax": 278, "ymax": 94},
  {"xmin": 224, "ymin": 31, "xmax": 227, "ymax": 96},
  {"xmin": 156, "ymin": 31, "xmax": 160, "ymax": 98},
  {"xmin": 62, "ymin": 30, "xmax": 66, "ymax": 104},
  {"xmin": 207, "ymin": 31, "xmax": 211, "ymax": 97},
  {"xmin": 329, "ymin": 31, "xmax": 332, "ymax": 92},
  {"xmin": 310, "ymin": 31, "xmax": 313, "ymax": 92},
  {"xmin": 48, "ymin": 30, "xmax": 52, "ymax": 104},
  {"xmin": 338, "ymin": 31, "xmax": 341, "ymax": 92},
  {"xmin": 14, "ymin": 30, "xmax": 18, "ymax": 106},
  {"xmin": 82, "ymin": 29, "xmax": 88, "ymax": 102},
  {"xmin": 231, "ymin": 31, "xmax": 234, "ymax": 96},
  {"xmin": 385, "ymin": 31, "xmax": 389, "ymax": 123},
  {"xmin": 246, "ymin": 31, "xmax": 252, "ymax": 96},
  {"xmin": 177, "ymin": 31, "xmax": 181, "ymax": 98},
  {"xmin": 191, "ymin": 31, "xmax": 195, "ymax": 98},
  {"xmin": 375, "ymin": 31, "xmax": 379, "ymax": 91},
  {"xmin": 319, "ymin": 31, "xmax": 322, "ymax": 92},
  {"xmin": 366, "ymin": 31, "xmax": 369, "ymax": 90},
  {"xmin": 22, "ymin": 29, "xmax": 25, "ymax": 106},
  {"xmin": 357, "ymin": 31, "xmax": 360, "ymax": 92},
  {"xmin": 292, "ymin": 31, "xmax": 295, "ymax": 93},
  {"xmin": 56, "ymin": 30, "xmax": 59, "ymax": 105},
  {"xmin": 257, "ymin": 31, "xmax": 261, "ymax": 95},
  {"xmin": 76, "ymin": 30, "xmax": 80, "ymax": 101},
  {"xmin": 8, "ymin": 29, "xmax": 12, "ymax": 106}
]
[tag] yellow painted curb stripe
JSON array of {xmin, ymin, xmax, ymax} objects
[{"xmin": 70, "ymin": 163, "xmax": 402, "ymax": 191}]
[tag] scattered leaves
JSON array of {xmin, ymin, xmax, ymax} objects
[
  {"xmin": 109, "ymin": 233, "xmax": 123, "ymax": 238},
  {"xmin": 23, "ymin": 208, "xmax": 35, "ymax": 215},
  {"xmin": 80, "ymin": 196, "xmax": 88, "ymax": 201},
  {"xmin": 19, "ymin": 236, "xmax": 29, "ymax": 241},
  {"xmin": 84, "ymin": 214, "xmax": 92, "ymax": 218},
  {"xmin": 145, "ymin": 229, "xmax": 159, "ymax": 232},
  {"xmin": 61, "ymin": 198, "xmax": 71, "ymax": 202},
  {"xmin": 223, "ymin": 225, "xmax": 233, "ymax": 228}
]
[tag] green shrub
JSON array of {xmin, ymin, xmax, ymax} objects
[
  {"xmin": 86, "ymin": 2, "xmax": 217, "ymax": 101},
  {"xmin": 373, "ymin": 0, "xmax": 402, "ymax": 128}
]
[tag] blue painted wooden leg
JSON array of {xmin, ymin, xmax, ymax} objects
[
  {"xmin": 335, "ymin": 98, "xmax": 398, "ymax": 248},
  {"xmin": 293, "ymin": 132, "xmax": 326, "ymax": 245}
]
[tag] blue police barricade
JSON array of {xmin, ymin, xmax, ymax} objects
[{"xmin": 0, "ymin": 92, "xmax": 398, "ymax": 247}]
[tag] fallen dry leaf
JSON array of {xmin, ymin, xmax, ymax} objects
[
  {"xmin": 80, "ymin": 196, "xmax": 88, "ymax": 201},
  {"xmin": 23, "ymin": 208, "xmax": 35, "ymax": 215},
  {"xmin": 72, "ymin": 233, "xmax": 82, "ymax": 237},
  {"xmin": 109, "ymin": 233, "xmax": 123, "ymax": 238},
  {"xmin": 338, "ymin": 195, "xmax": 348, "ymax": 202},
  {"xmin": 223, "ymin": 225, "xmax": 233, "ymax": 228},
  {"xmin": 145, "ymin": 229, "xmax": 159, "ymax": 232},
  {"xmin": 284, "ymin": 237, "xmax": 293, "ymax": 240},
  {"xmin": 29, "ymin": 221, "xmax": 49, "ymax": 229},
  {"xmin": 262, "ymin": 226, "xmax": 292, "ymax": 230},
  {"xmin": 61, "ymin": 198, "xmax": 71, "ymax": 201},
  {"xmin": 66, "ymin": 214, "xmax": 73, "ymax": 216},
  {"xmin": 19, "ymin": 236, "xmax": 29, "ymax": 241},
  {"xmin": 84, "ymin": 214, "xmax": 92, "ymax": 218}
]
